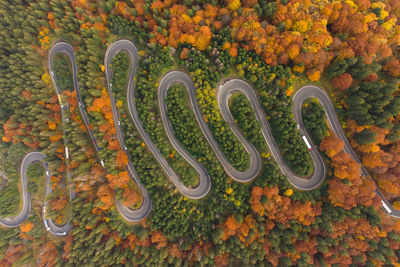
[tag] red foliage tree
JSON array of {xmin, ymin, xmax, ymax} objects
[
  {"xmin": 320, "ymin": 132, "xmax": 380, "ymax": 209},
  {"xmin": 383, "ymin": 58, "xmax": 400, "ymax": 77},
  {"xmin": 332, "ymin": 73, "xmax": 353, "ymax": 90}
]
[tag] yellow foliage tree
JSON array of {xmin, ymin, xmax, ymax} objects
[
  {"xmin": 307, "ymin": 70, "xmax": 321, "ymax": 82},
  {"xmin": 288, "ymin": 45, "xmax": 300, "ymax": 60},
  {"xmin": 293, "ymin": 65, "xmax": 305, "ymax": 73},
  {"xmin": 41, "ymin": 72, "xmax": 51, "ymax": 85},
  {"xmin": 227, "ymin": 0, "xmax": 241, "ymax": 11},
  {"xmin": 283, "ymin": 188, "xmax": 293, "ymax": 196},
  {"xmin": 292, "ymin": 20, "xmax": 308, "ymax": 33}
]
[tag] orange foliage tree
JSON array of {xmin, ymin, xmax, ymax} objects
[
  {"xmin": 20, "ymin": 221, "xmax": 33, "ymax": 233},
  {"xmin": 320, "ymin": 131, "xmax": 380, "ymax": 210},
  {"xmin": 250, "ymin": 185, "xmax": 321, "ymax": 226}
]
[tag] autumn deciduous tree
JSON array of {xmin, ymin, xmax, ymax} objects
[
  {"xmin": 383, "ymin": 58, "xmax": 400, "ymax": 77},
  {"xmin": 320, "ymin": 132, "xmax": 380, "ymax": 209},
  {"xmin": 96, "ymin": 185, "xmax": 114, "ymax": 210},
  {"xmin": 331, "ymin": 151, "xmax": 361, "ymax": 180},
  {"xmin": 362, "ymin": 151, "xmax": 389, "ymax": 169},
  {"xmin": 168, "ymin": 243, "xmax": 183, "ymax": 259},
  {"xmin": 378, "ymin": 179, "xmax": 400, "ymax": 195},
  {"xmin": 20, "ymin": 221, "xmax": 33, "ymax": 233},
  {"xmin": 50, "ymin": 196, "xmax": 68, "ymax": 211},
  {"xmin": 332, "ymin": 73, "xmax": 353, "ymax": 90},
  {"xmin": 115, "ymin": 150, "xmax": 128, "ymax": 169},
  {"xmin": 319, "ymin": 130, "xmax": 344, "ymax": 157},
  {"xmin": 122, "ymin": 187, "xmax": 140, "ymax": 207},
  {"xmin": 3, "ymin": 245, "xmax": 24, "ymax": 265},
  {"xmin": 37, "ymin": 242, "xmax": 58, "ymax": 267},
  {"xmin": 364, "ymin": 72, "xmax": 378, "ymax": 82},
  {"xmin": 180, "ymin": 48, "xmax": 190, "ymax": 59},
  {"xmin": 151, "ymin": 230, "xmax": 168, "ymax": 249},
  {"xmin": 250, "ymin": 186, "xmax": 321, "ymax": 226},
  {"xmin": 214, "ymin": 253, "xmax": 229, "ymax": 267},
  {"xmin": 107, "ymin": 171, "xmax": 129, "ymax": 189}
]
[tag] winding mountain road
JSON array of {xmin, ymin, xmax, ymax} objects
[
  {"xmin": 156, "ymin": 64, "xmax": 399, "ymax": 217},
  {"xmin": 103, "ymin": 40, "xmax": 209, "ymax": 204},
  {"xmin": 50, "ymin": 41, "xmax": 152, "ymax": 223},
  {"xmin": 217, "ymin": 79, "xmax": 325, "ymax": 189},
  {"xmin": 0, "ymin": 41, "xmax": 153, "ymax": 235},
  {"xmin": 109, "ymin": 42, "xmax": 212, "ymax": 199},
  {"xmin": 1, "ymin": 39, "xmax": 398, "ymax": 235},
  {"xmin": 156, "ymin": 63, "xmax": 399, "ymax": 217},
  {"xmin": 159, "ymin": 72, "xmax": 261, "ymax": 183},
  {"xmin": 159, "ymin": 73, "xmax": 400, "ymax": 218}
]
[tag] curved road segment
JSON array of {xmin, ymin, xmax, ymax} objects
[
  {"xmin": 293, "ymin": 86, "xmax": 400, "ymax": 218},
  {"xmin": 0, "ymin": 152, "xmax": 74, "ymax": 236},
  {"xmin": 1, "ymin": 40, "xmax": 398, "ymax": 234},
  {"xmin": 218, "ymin": 79, "xmax": 324, "ymax": 189},
  {"xmin": 159, "ymin": 72, "xmax": 261, "ymax": 183},
  {"xmin": 0, "ymin": 152, "xmax": 43, "ymax": 228},
  {"xmin": 108, "ymin": 41, "xmax": 211, "ymax": 199},
  {"xmin": 50, "ymin": 41, "xmax": 152, "ymax": 224},
  {"xmin": 157, "ymin": 68, "xmax": 399, "ymax": 217}
]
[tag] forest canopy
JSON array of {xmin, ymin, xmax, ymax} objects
[{"xmin": 0, "ymin": 0, "xmax": 400, "ymax": 266}]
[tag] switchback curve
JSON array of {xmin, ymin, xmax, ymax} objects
[
  {"xmin": 157, "ymin": 70, "xmax": 399, "ymax": 217},
  {"xmin": 217, "ymin": 80, "xmax": 325, "ymax": 190},
  {"xmin": 120, "ymin": 42, "xmax": 211, "ymax": 199},
  {"xmin": 159, "ymin": 72, "xmax": 261, "ymax": 183},
  {"xmin": 293, "ymin": 85, "xmax": 400, "ymax": 218},
  {"xmin": 0, "ymin": 152, "xmax": 72, "ymax": 236},
  {"xmin": 50, "ymin": 41, "xmax": 152, "ymax": 223}
]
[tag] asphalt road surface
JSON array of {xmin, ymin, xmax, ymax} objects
[
  {"xmin": 0, "ymin": 152, "xmax": 75, "ymax": 235},
  {"xmin": 293, "ymin": 85, "xmax": 400, "ymax": 218},
  {"xmin": 119, "ymin": 42, "xmax": 211, "ymax": 199},
  {"xmin": 160, "ymin": 72, "xmax": 261, "ymax": 183},
  {"xmin": 0, "ymin": 152, "xmax": 44, "ymax": 228},
  {"xmin": 157, "ymin": 70, "xmax": 399, "ymax": 217},
  {"xmin": 51, "ymin": 41, "xmax": 152, "ymax": 223},
  {"xmin": 217, "ymin": 79, "xmax": 325, "ymax": 189}
]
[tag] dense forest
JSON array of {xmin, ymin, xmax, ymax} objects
[{"xmin": 0, "ymin": 0, "xmax": 400, "ymax": 266}]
